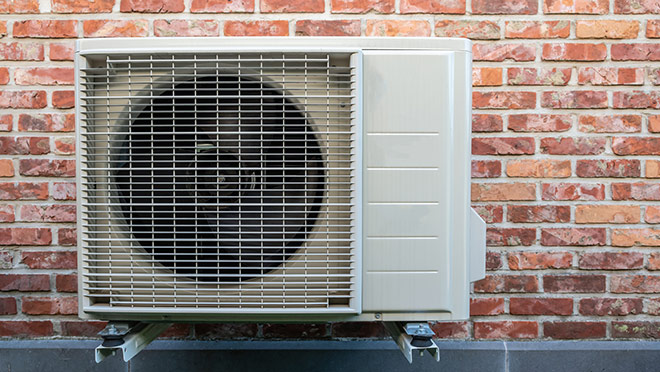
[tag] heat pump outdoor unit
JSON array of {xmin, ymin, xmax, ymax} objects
[{"xmin": 75, "ymin": 37, "xmax": 485, "ymax": 362}]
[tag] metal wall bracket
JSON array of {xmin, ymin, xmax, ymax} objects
[
  {"xmin": 95, "ymin": 322, "xmax": 172, "ymax": 363},
  {"xmin": 384, "ymin": 322, "xmax": 440, "ymax": 364}
]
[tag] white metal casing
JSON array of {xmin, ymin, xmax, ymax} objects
[{"xmin": 75, "ymin": 37, "xmax": 484, "ymax": 322}]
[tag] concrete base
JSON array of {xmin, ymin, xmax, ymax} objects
[{"xmin": 1, "ymin": 340, "xmax": 659, "ymax": 372}]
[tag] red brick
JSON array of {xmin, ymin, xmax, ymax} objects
[
  {"xmin": 486, "ymin": 251, "xmax": 502, "ymax": 270},
  {"xmin": 508, "ymin": 206, "xmax": 570, "ymax": 223},
  {"xmin": 190, "ymin": 0, "xmax": 254, "ymax": 12},
  {"xmin": 0, "ymin": 137, "xmax": 49, "ymax": 155},
  {"xmin": 473, "ymin": 92, "xmax": 536, "ymax": 109},
  {"xmin": 0, "ymin": 0, "xmax": 39, "ymax": 13},
  {"xmin": 612, "ymin": 275, "xmax": 660, "ymax": 293},
  {"xmin": 0, "ymin": 68, "xmax": 8, "ymax": 84},
  {"xmin": 54, "ymin": 137, "xmax": 75, "ymax": 155},
  {"xmin": 366, "ymin": 20, "xmax": 431, "ymax": 36},
  {"xmin": 542, "ymin": 43, "xmax": 607, "ymax": 61},
  {"xmin": 540, "ymin": 137, "xmax": 605, "ymax": 155},
  {"xmin": 510, "ymin": 298, "xmax": 573, "ymax": 315},
  {"xmin": 49, "ymin": 42, "xmax": 75, "ymax": 61},
  {"xmin": 578, "ymin": 67, "xmax": 644, "ymax": 85},
  {"xmin": 19, "ymin": 159, "xmax": 75, "ymax": 177},
  {"xmin": 613, "ymin": 91, "xmax": 660, "ymax": 109},
  {"xmin": 544, "ymin": 322, "xmax": 606, "ymax": 339},
  {"xmin": 650, "ymin": 115, "xmax": 660, "ymax": 132},
  {"xmin": 56, "ymin": 274, "xmax": 77, "ymax": 292},
  {"xmin": 576, "ymin": 20, "xmax": 640, "ymax": 38},
  {"xmin": 472, "ymin": 183, "xmax": 536, "ymax": 201},
  {"xmin": 22, "ymin": 296, "xmax": 77, "ymax": 315},
  {"xmin": 0, "ymin": 22, "xmax": 5, "ymax": 37},
  {"xmin": 295, "ymin": 20, "xmax": 360, "ymax": 36},
  {"xmin": 83, "ymin": 20, "xmax": 149, "ymax": 38},
  {"xmin": 541, "ymin": 91, "xmax": 608, "ymax": 108},
  {"xmin": 225, "ymin": 21, "xmax": 288, "ymax": 36},
  {"xmin": 331, "ymin": 322, "xmax": 388, "ymax": 338},
  {"xmin": 154, "ymin": 20, "xmax": 219, "ymax": 37},
  {"xmin": 508, "ymin": 251, "xmax": 572, "ymax": 270},
  {"xmin": 541, "ymin": 228, "xmax": 606, "ymax": 246},
  {"xmin": 0, "ymin": 227, "xmax": 51, "ymax": 245},
  {"xmin": 159, "ymin": 324, "xmax": 191, "ymax": 338},
  {"xmin": 20, "ymin": 205, "xmax": 76, "ymax": 222},
  {"xmin": 472, "ymin": 114, "xmax": 503, "ymax": 132},
  {"xmin": 472, "ymin": 137, "xmax": 534, "ymax": 155},
  {"xmin": 261, "ymin": 0, "xmax": 324, "ymax": 12},
  {"xmin": 52, "ymin": 91, "xmax": 75, "ymax": 109},
  {"xmin": 648, "ymin": 20, "xmax": 660, "ymax": 37},
  {"xmin": 612, "ymin": 229, "xmax": 660, "ymax": 247},
  {"xmin": 648, "ymin": 299, "xmax": 660, "ymax": 314},
  {"xmin": 646, "ymin": 206, "xmax": 660, "ymax": 223},
  {"xmin": 507, "ymin": 159, "xmax": 571, "ymax": 178},
  {"xmin": 576, "ymin": 205, "xmax": 640, "ymax": 224},
  {"xmin": 121, "ymin": 0, "xmax": 184, "ymax": 12},
  {"xmin": 474, "ymin": 275, "xmax": 539, "ymax": 293},
  {"xmin": 332, "ymin": 0, "xmax": 394, "ymax": 13},
  {"xmin": 0, "ymin": 182, "xmax": 48, "ymax": 200},
  {"xmin": 651, "ymin": 69, "xmax": 660, "ymax": 86},
  {"xmin": 470, "ymin": 298, "xmax": 505, "ymax": 316},
  {"xmin": 578, "ymin": 115, "xmax": 641, "ymax": 133},
  {"xmin": 0, "ymin": 321, "xmax": 53, "ymax": 337},
  {"xmin": 0, "ymin": 298, "xmax": 17, "ymax": 315},
  {"xmin": 487, "ymin": 228, "xmax": 536, "ymax": 246},
  {"xmin": 611, "ymin": 44, "xmax": 660, "ymax": 61},
  {"xmin": 612, "ymin": 183, "xmax": 660, "ymax": 201},
  {"xmin": 544, "ymin": 0, "xmax": 608, "ymax": 13},
  {"xmin": 21, "ymin": 251, "xmax": 76, "ymax": 269},
  {"xmin": 0, "ymin": 274, "xmax": 50, "ymax": 291},
  {"xmin": 615, "ymin": 0, "xmax": 660, "ymax": 13},
  {"xmin": 650, "ymin": 252, "xmax": 660, "ymax": 269},
  {"xmin": 0, "ymin": 251, "xmax": 12, "ymax": 269},
  {"xmin": 472, "ymin": 67, "xmax": 502, "ymax": 86},
  {"xmin": 52, "ymin": 0, "xmax": 114, "ymax": 12},
  {"xmin": 431, "ymin": 321, "xmax": 469, "ymax": 339},
  {"xmin": 194, "ymin": 323, "xmax": 259, "ymax": 338},
  {"xmin": 579, "ymin": 252, "xmax": 643, "ymax": 270},
  {"xmin": 401, "ymin": 0, "xmax": 464, "ymax": 13},
  {"xmin": 0, "ymin": 205, "xmax": 14, "ymax": 222},
  {"xmin": 436, "ymin": 20, "xmax": 500, "ymax": 39},
  {"xmin": 0, "ymin": 115, "xmax": 11, "ymax": 131},
  {"xmin": 579, "ymin": 298, "xmax": 642, "ymax": 315},
  {"xmin": 505, "ymin": 21, "xmax": 569, "ymax": 38},
  {"xmin": 15, "ymin": 67, "xmax": 74, "ymax": 86},
  {"xmin": 53, "ymin": 182, "xmax": 76, "ymax": 200},
  {"xmin": 19, "ymin": 113, "xmax": 75, "ymax": 132},
  {"xmin": 612, "ymin": 137, "xmax": 660, "ymax": 155},
  {"xmin": 61, "ymin": 321, "xmax": 107, "ymax": 337},
  {"xmin": 576, "ymin": 160, "xmax": 640, "ymax": 178},
  {"xmin": 0, "ymin": 43, "xmax": 44, "ymax": 61},
  {"xmin": 544, "ymin": 274, "xmax": 606, "ymax": 292},
  {"xmin": 58, "ymin": 228, "xmax": 77, "ymax": 246},
  {"xmin": 474, "ymin": 321, "xmax": 537, "ymax": 339},
  {"xmin": 262, "ymin": 323, "xmax": 328, "ymax": 338},
  {"xmin": 473, "ymin": 44, "xmax": 536, "ymax": 61},
  {"xmin": 13, "ymin": 20, "xmax": 77, "ymax": 38},
  {"xmin": 0, "ymin": 159, "xmax": 12, "ymax": 177},
  {"xmin": 613, "ymin": 321, "xmax": 660, "ymax": 338},
  {"xmin": 0, "ymin": 91, "xmax": 46, "ymax": 109},
  {"xmin": 472, "ymin": 160, "xmax": 501, "ymax": 178},
  {"xmin": 473, "ymin": 205, "xmax": 504, "ymax": 223},
  {"xmin": 508, "ymin": 114, "xmax": 571, "ymax": 132},
  {"xmin": 473, "ymin": 0, "xmax": 536, "ymax": 14},
  {"xmin": 507, "ymin": 67, "xmax": 571, "ymax": 86}
]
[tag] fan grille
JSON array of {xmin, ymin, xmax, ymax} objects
[{"xmin": 78, "ymin": 52, "xmax": 359, "ymax": 312}]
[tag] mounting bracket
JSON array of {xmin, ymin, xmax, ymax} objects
[
  {"xmin": 384, "ymin": 322, "xmax": 440, "ymax": 364},
  {"xmin": 95, "ymin": 322, "xmax": 172, "ymax": 363}
]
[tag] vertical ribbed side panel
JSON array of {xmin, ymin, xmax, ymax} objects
[{"xmin": 78, "ymin": 52, "xmax": 359, "ymax": 314}]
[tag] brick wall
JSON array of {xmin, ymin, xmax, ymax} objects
[{"xmin": 0, "ymin": 0, "xmax": 659, "ymax": 341}]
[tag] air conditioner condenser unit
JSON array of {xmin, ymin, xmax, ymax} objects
[{"xmin": 75, "ymin": 37, "xmax": 485, "ymax": 362}]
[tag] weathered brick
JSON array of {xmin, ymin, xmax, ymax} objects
[
  {"xmin": 154, "ymin": 20, "xmax": 219, "ymax": 37},
  {"xmin": 52, "ymin": 91, "xmax": 75, "ymax": 109},
  {"xmin": 0, "ymin": 251, "xmax": 12, "ymax": 269},
  {"xmin": 262, "ymin": 323, "xmax": 328, "ymax": 338},
  {"xmin": 613, "ymin": 91, "xmax": 660, "ymax": 109},
  {"xmin": 295, "ymin": 20, "xmax": 360, "ymax": 36},
  {"xmin": 83, "ymin": 20, "xmax": 149, "ymax": 38},
  {"xmin": 578, "ymin": 67, "xmax": 644, "ymax": 85},
  {"xmin": 0, "ymin": 205, "xmax": 13, "ymax": 222},
  {"xmin": 332, "ymin": 0, "xmax": 394, "ymax": 13},
  {"xmin": 472, "ymin": 160, "xmax": 501, "ymax": 178},
  {"xmin": 541, "ymin": 228, "xmax": 606, "ymax": 246},
  {"xmin": 431, "ymin": 321, "xmax": 469, "ymax": 339},
  {"xmin": 22, "ymin": 296, "xmax": 77, "ymax": 315},
  {"xmin": 510, "ymin": 298, "xmax": 573, "ymax": 315},
  {"xmin": 611, "ymin": 275, "xmax": 660, "ymax": 292},
  {"xmin": 613, "ymin": 322, "xmax": 660, "ymax": 339},
  {"xmin": 0, "ymin": 228, "xmax": 51, "ymax": 246},
  {"xmin": 120, "ymin": 0, "xmax": 185, "ymax": 12},
  {"xmin": 487, "ymin": 251, "xmax": 503, "ymax": 270},
  {"xmin": 614, "ymin": 0, "xmax": 660, "ymax": 14},
  {"xmin": 52, "ymin": 0, "xmax": 114, "ymax": 13},
  {"xmin": 0, "ymin": 159, "xmax": 13, "ymax": 177},
  {"xmin": 15, "ymin": 67, "xmax": 74, "ymax": 86},
  {"xmin": 576, "ymin": 20, "xmax": 639, "ymax": 38},
  {"xmin": 612, "ymin": 183, "xmax": 660, "ymax": 201},
  {"xmin": 576, "ymin": 205, "xmax": 640, "ymax": 224},
  {"xmin": 0, "ymin": 43, "xmax": 44, "ymax": 61},
  {"xmin": 473, "ymin": 67, "xmax": 503, "ymax": 86},
  {"xmin": 508, "ymin": 251, "xmax": 572, "ymax": 270},
  {"xmin": 13, "ymin": 20, "xmax": 77, "ymax": 38},
  {"xmin": 0, "ymin": 0, "xmax": 39, "ymax": 13},
  {"xmin": 52, "ymin": 182, "xmax": 76, "ymax": 200},
  {"xmin": 544, "ymin": 0, "xmax": 608, "ymax": 13},
  {"xmin": 473, "ymin": 44, "xmax": 536, "ymax": 61},
  {"xmin": 508, "ymin": 205, "xmax": 570, "ymax": 223},
  {"xmin": 473, "ymin": 0, "xmax": 536, "ymax": 14},
  {"xmin": 614, "ymin": 137, "xmax": 660, "ymax": 155},
  {"xmin": 579, "ymin": 298, "xmax": 642, "ymax": 316},
  {"xmin": 505, "ymin": 21, "xmax": 569, "ymax": 38},
  {"xmin": 0, "ymin": 274, "xmax": 50, "ymax": 291},
  {"xmin": 20, "ymin": 205, "xmax": 76, "ymax": 223},
  {"xmin": 544, "ymin": 274, "xmax": 606, "ymax": 292},
  {"xmin": 473, "ymin": 92, "xmax": 536, "ymax": 109},
  {"xmin": 0, "ymin": 137, "xmax": 49, "ymax": 155},
  {"xmin": 579, "ymin": 252, "xmax": 644, "ymax": 270},
  {"xmin": 0, "ymin": 91, "xmax": 47, "ymax": 109},
  {"xmin": 401, "ymin": 0, "xmax": 465, "ymax": 13},
  {"xmin": 507, "ymin": 67, "xmax": 571, "ymax": 86},
  {"xmin": 472, "ymin": 183, "xmax": 536, "ymax": 201},
  {"xmin": 648, "ymin": 299, "xmax": 660, "ymax": 314},
  {"xmin": 648, "ymin": 20, "xmax": 660, "ymax": 37},
  {"xmin": 21, "ymin": 251, "xmax": 76, "ymax": 269},
  {"xmin": 612, "ymin": 229, "xmax": 660, "ymax": 247},
  {"xmin": 56, "ymin": 274, "xmax": 77, "ymax": 292},
  {"xmin": 541, "ymin": 137, "xmax": 605, "ymax": 155},
  {"xmin": 61, "ymin": 321, "xmax": 107, "ymax": 337},
  {"xmin": 541, "ymin": 91, "xmax": 608, "ymax": 109},
  {"xmin": 19, "ymin": 159, "xmax": 75, "ymax": 177},
  {"xmin": 646, "ymin": 206, "xmax": 660, "ymax": 223},
  {"xmin": 542, "ymin": 43, "xmax": 607, "ymax": 61},
  {"xmin": 474, "ymin": 275, "xmax": 539, "ymax": 293},
  {"xmin": 576, "ymin": 160, "xmax": 640, "ymax": 178},
  {"xmin": 195, "ymin": 323, "xmax": 259, "ymax": 338},
  {"xmin": 487, "ymin": 228, "xmax": 536, "ymax": 246},
  {"xmin": 19, "ymin": 114, "xmax": 75, "ymax": 132},
  {"xmin": 650, "ymin": 115, "xmax": 660, "ymax": 132},
  {"xmin": 190, "ymin": 0, "xmax": 254, "ymax": 12},
  {"xmin": 0, "ymin": 182, "xmax": 48, "ymax": 200},
  {"xmin": 473, "ymin": 205, "xmax": 504, "ymax": 223},
  {"xmin": 49, "ymin": 42, "xmax": 75, "ymax": 61},
  {"xmin": 436, "ymin": 20, "xmax": 500, "ymax": 39},
  {"xmin": 0, "ymin": 115, "xmax": 11, "ymax": 131},
  {"xmin": 470, "ymin": 298, "xmax": 505, "ymax": 316},
  {"xmin": 261, "ymin": 0, "xmax": 324, "ymax": 12},
  {"xmin": 57, "ymin": 228, "xmax": 77, "ymax": 246},
  {"xmin": 54, "ymin": 137, "xmax": 74, "ymax": 155},
  {"xmin": 0, "ymin": 297, "xmax": 17, "ymax": 315},
  {"xmin": 474, "ymin": 321, "xmax": 537, "ymax": 339},
  {"xmin": 473, "ymin": 114, "xmax": 503, "ymax": 132},
  {"xmin": 578, "ymin": 115, "xmax": 641, "ymax": 133},
  {"xmin": 508, "ymin": 114, "xmax": 571, "ymax": 132},
  {"xmin": 472, "ymin": 137, "xmax": 534, "ymax": 155},
  {"xmin": 365, "ymin": 20, "xmax": 431, "ymax": 36},
  {"xmin": 0, "ymin": 67, "xmax": 8, "ymax": 84},
  {"xmin": 0, "ymin": 321, "xmax": 53, "ymax": 337},
  {"xmin": 611, "ymin": 44, "xmax": 660, "ymax": 61},
  {"xmin": 506, "ymin": 159, "xmax": 571, "ymax": 178},
  {"xmin": 225, "ymin": 21, "xmax": 288, "ymax": 36},
  {"xmin": 544, "ymin": 322, "xmax": 606, "ymax": 339}
]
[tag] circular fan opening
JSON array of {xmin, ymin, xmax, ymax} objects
[{"xmin": 113, "ymin": 74, "xmax": 325, "ymax": 283}]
